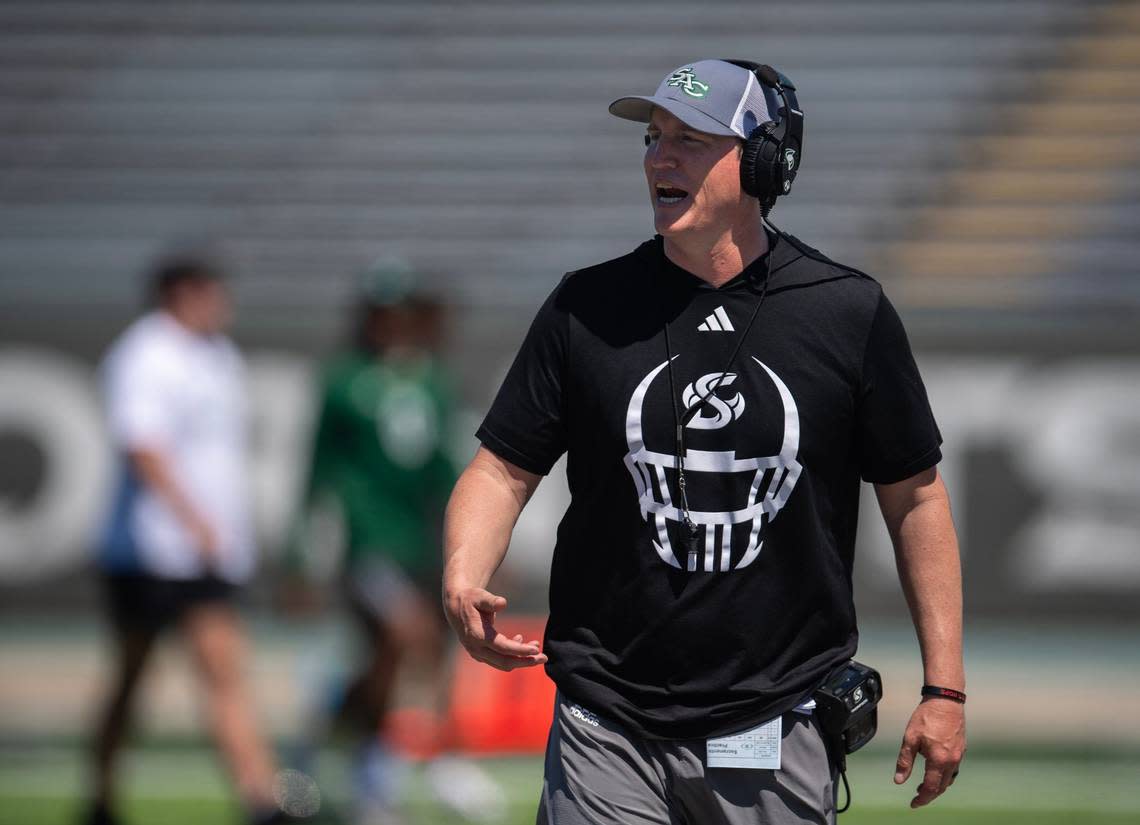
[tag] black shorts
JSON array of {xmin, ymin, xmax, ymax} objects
[{"xmin": 104, "ymin": 573, "xmax": 238, "ymax": 632}]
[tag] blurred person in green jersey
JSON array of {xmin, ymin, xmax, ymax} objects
[{"xmin": 287, "ymin": 259, "xmax": 505, "ymax": 824}]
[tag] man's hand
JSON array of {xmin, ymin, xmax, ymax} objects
[
  {"xmin": 893, "ymin": 698, "xmax": 966, "ymax": 808},
  {"xmin": 442, "ymin": 448, "xmax": 545, "ymax": 672},
  {"xmin": 186, "ymin": 512, "xmax": 221, "ymax": 565},
  {"xmin": 444, "ymin": 586, "xmax": 547, "ymax": 671}
]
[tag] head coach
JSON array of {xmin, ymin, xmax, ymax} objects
[{"xmin": 442, "ymin": 59, "xmax": 966, "ymax": 823}]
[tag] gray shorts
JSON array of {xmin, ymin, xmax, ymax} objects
[{"xmin": 538, "ymin": 692, "xmax": 838, "ymax": 825}]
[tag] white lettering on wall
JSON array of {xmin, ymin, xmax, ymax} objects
[{"xmin": 1, "ymin": 348, "xmax": 1139, "ymax": 601}]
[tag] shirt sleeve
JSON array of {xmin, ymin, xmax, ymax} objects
[
  {"xmin": 104, "ymin": 341, "xmax": 176, "ymax": 452},
  {"xmin": 855, "ymin": 290, "xmax": 942, "ymax": 484},
  {"xmin": 475, "ymin": 279, "xmax": 569, "ymax": 475}
]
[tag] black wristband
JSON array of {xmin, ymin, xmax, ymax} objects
[{"xmin": 922, "ymin": 685, "xmax": 966, "ymax": 703}]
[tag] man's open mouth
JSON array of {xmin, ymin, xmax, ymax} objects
[{"xmin": 656, "ymin": 184, "xmax": 689, "ymax": 205}]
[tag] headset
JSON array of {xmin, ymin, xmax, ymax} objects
[{"xmin": 723, "ymin": 60, "xmax": 805, "ymax": 214}]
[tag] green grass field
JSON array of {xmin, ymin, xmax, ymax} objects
[
  {"xmin": 6, "ymin": 798, "xmax": 1137, "ymax": 825},
  {"xmin": 2, "ymin": 742, "xmax": 1137, "ymax": 825}
]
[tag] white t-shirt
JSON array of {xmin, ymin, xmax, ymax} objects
[{"xmin": 100, "ymin": 311, "xmax": 255, "ymax": 583}]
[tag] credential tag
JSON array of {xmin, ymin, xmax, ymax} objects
[{"xmin": 706, "ymin": 716, "xmax": 781, "ymax": 769}]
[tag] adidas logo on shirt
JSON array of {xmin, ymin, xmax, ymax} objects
[{"xmin": 698, "ymin": 306, "xmax": 734, "ymax": 332}]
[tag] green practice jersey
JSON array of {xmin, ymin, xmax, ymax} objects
[{"xmin": 299, "ymin": 352, "xmax": 458, "ymax": 580}]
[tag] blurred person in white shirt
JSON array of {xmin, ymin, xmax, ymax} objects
[{"xmin": 86, "ymin": 257, "xmax": 287, "ymax": 825}]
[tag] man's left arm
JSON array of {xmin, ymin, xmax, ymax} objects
[{"xmin": 874, "ymin": 465, "xmax": 966, "ymax": 808}]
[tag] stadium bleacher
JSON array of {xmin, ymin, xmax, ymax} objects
[
  {"xmin": 7, "ymin": 0, "xmax": 1129, "ymax": 365},
  {"xmin": 884, "ymin": 0, "xmax": 1140, "ymax": 311}
]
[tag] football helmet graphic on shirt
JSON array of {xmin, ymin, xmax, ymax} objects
[{"xmin": 622, "ymin": 356, "xmax": 802, "ymax": 572}]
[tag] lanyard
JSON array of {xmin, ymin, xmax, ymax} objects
[{"xmin": 660, "ymin": 234, "xmax": 775, "ymax": 553}]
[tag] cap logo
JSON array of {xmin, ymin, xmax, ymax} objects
[{"xmin": 666, "ymin": 67, "xmax": 710, "ymax": 99}]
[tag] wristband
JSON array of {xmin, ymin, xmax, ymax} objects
[{"xmin": 921, "ymin": 685, "xmax": 966, "ymax": 703}]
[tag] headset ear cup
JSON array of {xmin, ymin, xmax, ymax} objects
[
  {"xmin": 740, "ymin": 133, "xmax": 764, "ymax": 198},
  {"xmin": 740, "ymin": 123, "xmax": 780, "ymax": 202}
]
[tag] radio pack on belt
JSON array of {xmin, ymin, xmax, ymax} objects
[
  {"xmin": 812, "ymin": 660, "xmax": 882, "ymax": 813},
  {"xmin": 813, "ymin": 659, "xmax": 882, "ymax": 756}
]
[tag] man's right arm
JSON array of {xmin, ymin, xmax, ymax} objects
[
  {"xmin": 129, "ymin": 447, "xmax": 219, "ymax": 562},
  {"xmin": 442, "ymin": 445, "xmax": 548, "ymax": 671}
]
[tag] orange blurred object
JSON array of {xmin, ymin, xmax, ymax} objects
[{"xmin": 444, "ymin": 615, "xmax": 556, "ymax": 755}]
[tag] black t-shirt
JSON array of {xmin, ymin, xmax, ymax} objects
[{"xmin": 477, "ymin": 231, "xmax": 942, "ymax": 740}]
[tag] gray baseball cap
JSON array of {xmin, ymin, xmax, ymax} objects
[{"xmin": 609, "ymin": 60, "xmax": 774, "ymax": 139}]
